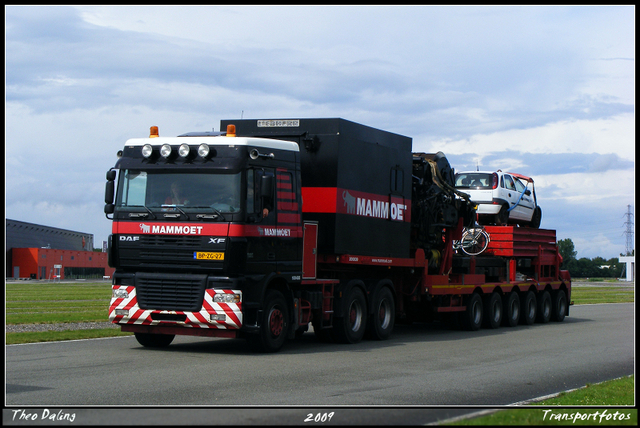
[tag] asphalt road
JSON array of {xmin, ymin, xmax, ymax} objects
[{"xmin": 4, "ymin": 303, "xmax": 634, "ymax": 425}]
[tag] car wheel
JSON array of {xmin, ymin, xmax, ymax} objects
[
  {"xmin": 495, "ymin": 205, "xmax": 509, "ymax": 226},
  {"xmin": 530, "ymin": 207, "xmax": 542, "ymax": 228}
]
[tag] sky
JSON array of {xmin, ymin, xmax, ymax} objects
[{"xmin": 5, "ymin": 5, "xmax": 635, "ymax": 260}]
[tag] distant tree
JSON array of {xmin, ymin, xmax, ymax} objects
[{"xmin": 558, "ymin": 238, "xmax": 577, "ymax": 269}]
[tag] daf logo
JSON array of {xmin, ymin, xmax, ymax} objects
[
  {"xmin": 209, "ymin": 238, "xmax": 226, "ymax": 244},
  {"xmin": 120, "ymin": 235, "xmax": 140, "ymax": 242}
]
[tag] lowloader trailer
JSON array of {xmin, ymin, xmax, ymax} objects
[{"xmin": 105, "ymin": 118, "xmax": 571, "ymax": 352}]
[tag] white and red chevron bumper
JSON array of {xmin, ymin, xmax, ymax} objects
[{"xmin": 109, "ymin": 285, "xmax": 243, "ymax": 337}]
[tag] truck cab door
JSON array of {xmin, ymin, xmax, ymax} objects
[{"xmin": 245, "ymin": 168, "xmax": 277, "ymax": 274}]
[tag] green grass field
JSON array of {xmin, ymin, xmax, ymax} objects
[
  {"xmin": 6, "ymin": 282, "xmax": 113, "ymax": 325},
  {"xmin": 569, "ymin": 286, "xmax": 634, "ymax": 305}
]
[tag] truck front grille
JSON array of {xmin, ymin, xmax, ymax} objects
[{"xmin": 135, "ymin": 273, "xmax": 207, "ymax": 312}]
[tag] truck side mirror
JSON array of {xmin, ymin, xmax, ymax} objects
[
  {"xmin": 105, "ymin": 180, "xmax": 115, "ymax": 205},
  {"xmin": 104, "ymin": 169, "xmax": 116, "ymax": 216},
  {"xmin": 260, "ymin": 174, "xmax": 274, "ymax": 197}
]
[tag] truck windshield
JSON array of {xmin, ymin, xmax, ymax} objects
[{"xmin": 115, "ymin": 170, "xmax": 242, "ymax": 213}]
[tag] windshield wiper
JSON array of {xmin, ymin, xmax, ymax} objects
[
  {"xmin": 128, "ymin": 205, "xmax": 157, "ymax": 219},
  {"xmin": 163, "ymin": 205, "xmax": 190, "ymax": 220},
  {"xmin": 189, "ymin": 207, "xmax": 225, "ymax": 221}
]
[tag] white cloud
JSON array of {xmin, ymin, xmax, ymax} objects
[
  {"xmin": 5, "ymin": 5, "xmax": 635, "ymax": 259},
  {"xmin": 418, "ymin": 113, "xmax": 635, "ymax": 161}
]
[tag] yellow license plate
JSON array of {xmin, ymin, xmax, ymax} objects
[{"xmin": 194, "ymin": 252, "xmax": 224, "ymax": 260}]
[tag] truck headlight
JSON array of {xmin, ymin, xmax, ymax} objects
[
  {"xmin": 213, "ymin": 293, "xmax": 240, "ymax": 303},
  {"xmin": 179, "ymin": 143, "xmax": 190, "ymax": 157},
  {"xmin": 198, "ymin": 143, "xmax": 210, "ymax": 158},
  {"xmin": 160, "ymin": 144, "xmax": 172, "ymax": 158},
  {"xmin": 141, "ymin": 144, "xmax": 153, "ymax": 158},
  {"xmin": 112, "ymin": 288, "xmax": 129, "ymax": 299}
]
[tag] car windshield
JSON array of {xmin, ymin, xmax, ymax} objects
[
  {"xmin": 115, "ymin": 170, "xmax": 241, "ymax": 213},
  {"xmin": 455, "ymin": 173, "xmax": 494, "ymax": 189}
]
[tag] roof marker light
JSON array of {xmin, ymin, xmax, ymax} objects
[
  {"xmin": 150, "ymin": 126, "xmax": 159, "ymax": 138},
  {"xmin": 226, "ymin": 124, "xmax": 236, "ymax": 137}
]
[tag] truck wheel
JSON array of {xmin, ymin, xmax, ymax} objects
[
  {"xmin": 461, "ymin": 293, "xmax": 483, "ymax": 331},
  {"xmin": 502, "ymin": 291, "xmax": 520, "ymax": 327},
  {"xmin": 366, "ymin": 287, "xmax": 395, "ymax": 340},
  {"xmin": 536, "ymin": 291, "xmax": 552, "ymax": 323},
  {"xmin": 334, "ymin": 287, "xmax": 368, "ymax": 344},
  {"xmin": 134, "ymin": 332, "xmax": 175, "ymax": 348},
  {"xmin": 482, "ymin": 292, "xmax": 502, "ymax": 329},
  {"xmin": 520, "ymin": 291, "xmax": 537, "ymax": 325},
  {"xmin": 551, "ymin": 290, "xmax": 567, "ymax": 322},
  {"xmin": 247, "ymin": 290, "xmax": 289, "ymax": 353}
]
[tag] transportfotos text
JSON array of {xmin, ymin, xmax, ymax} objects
[{"xmin": 542, "ymin": 409, "xmax": 632, "ymax": 423}]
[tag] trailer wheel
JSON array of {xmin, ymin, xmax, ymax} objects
[
  {"xmin": 334, "ymin": 287, "xmax": 368, "ymax": 344},
  {"xmin": 134, "ymin": 332, "xmax": 175, "ymax": 348},
  {"xmin": 520, "ymin": 291, "xmax": 537, "ymax": 325},
  {"xmin": 482, "ymin": 292, "xmax": 502, "ymax": 329},
  {"xmin": 551, "ymin": 290, "xmax": 567, "ymax": 322},
  {"xmin": 366, "ymin": 287, "xmax": 395, "ymax": 340},
  {"xmin": 502, "ymin": 292, "xmax": 520, "ymax": 327},
  {"xmin": 536, "ymin": 291, "xmax": 552, "ymax": 323},
  {"xmin": 461, "ymin": 293, "xmax": 483, "ymax": 331},
  {"xmin": 247, "ymin": 290, "xmax": 289, "ymax": 353}
]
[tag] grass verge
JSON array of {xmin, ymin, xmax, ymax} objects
[
  {"xmin": 447, "ymin": 376, "xmax": 636, "ymax": 425},
  {"xmin": 6, "ymin": 328, "xmax": 133, "ymax": 345}
]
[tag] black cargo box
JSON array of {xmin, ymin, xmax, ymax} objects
[{"xmin": 221, "ymin": 118, "xmax": 413, "ymax": 258}]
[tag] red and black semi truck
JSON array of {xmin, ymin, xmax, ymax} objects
[{"xmin": 105, "ymin": 118, "xmax": 571, "ymax": 352}]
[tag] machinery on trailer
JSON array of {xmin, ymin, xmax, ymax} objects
[{"xmin": 105, "ymin": 118, "xmax": 571, "ymax": 352}]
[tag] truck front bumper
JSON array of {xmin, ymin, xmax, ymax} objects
[{"xmin": 109, "ymin": 285, "xmax": 243, "ymax": 331}]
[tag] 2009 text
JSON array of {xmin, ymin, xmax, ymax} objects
[{"xmin": 304, "ymin": 412, "xmax": 335, "ymax": 423}]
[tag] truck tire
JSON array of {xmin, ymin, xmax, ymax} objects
[
  {"xmin": 536, "ymin": 291, "xmax": 552, "ymax": 323},
  {"xmin": 502, "ymin": 291, "xmax": 520, "ymax": 327},
  {"xmin": 366, "ymin": 286, "xmax": 395, "ymax": 340},
  {"xmin": 134, "ymin": 332, "xmax": 175, "ymax": 348},
  {"xmin": 461, "ymin": 293, "xmax": 483, "ymax": 331},
  {"xmin": 247, "ymin": 290, "xmax": 289, "ymax": 353},
  {"xmin": 551, "ymin": 290, "xmax": 567, "ymax": 322},
  {"xmin": 482, "ymin": 292, "xmax": 502, "ymax": 329},
  {"xmin": 334, "ymin": 286, "xmax": 368, "ymax": 344},
  {"xmin": 520, "ymin": 291, "xmax": 537, "ymax": 325}
]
